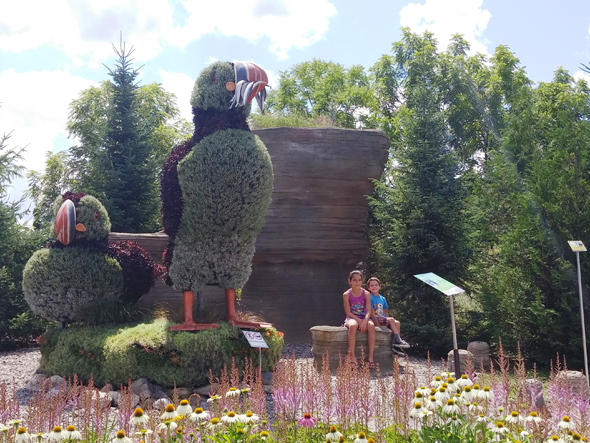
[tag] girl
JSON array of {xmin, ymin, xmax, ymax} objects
[{"xmin": 343, "ymin": 270, "xmax": 376, "ymax": 366}]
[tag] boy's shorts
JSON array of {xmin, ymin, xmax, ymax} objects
[{"xmin": 376, "ymin": 317, "xmax": 388, "ymax": 327}]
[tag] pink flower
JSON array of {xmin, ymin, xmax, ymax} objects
[{"xmin": 297, "ymin": 413, "xmax": 316, "ymax": 428}]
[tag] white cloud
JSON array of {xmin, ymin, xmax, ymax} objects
[
  {"xmin": 400, "ymin": 0, "xmax": 491, "ymax": 55},
  {"xmin": 0, "ymin": 0, "xmax": 337, "ymax": 63},
  {"xmin": 0, "ymin": 70, "xmax": 97, "ymax": 173},
  {"xmin": 159, "ymin": 70, "xmax": 195, "ymax": 123},
  {"xmin": 574, "ymin": 70, "xmax": 590, "ymax": 83}
]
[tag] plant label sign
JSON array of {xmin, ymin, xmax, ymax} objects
[
  {"xmin": 568, "ymin": 241, "xmax": 587, "ymax": 252},
  {"xmin": 414, "ymin": 272, "xmax": 465, "ymax": 296},
  {"xmin": 242, "ymin": 330, "xmax": 269, "ymax": 348}
]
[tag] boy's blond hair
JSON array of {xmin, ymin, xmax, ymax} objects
[{"xmin": 367, "ymin": 277, "xmax": 380, "ymax": 286}]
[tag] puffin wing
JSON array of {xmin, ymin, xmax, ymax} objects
[{"xmin": 55, "ymin": 200, "xmax": 76, "ymax": 245}]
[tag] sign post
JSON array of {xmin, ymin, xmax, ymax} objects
[
  {"xmin": 414, "ymin": 272, "xmax": 465, "ymax": 377},
  {"xmin": 242, "ymin": 330, "xmax": 269, "ymax": 369},
  {"xmin": 568, "ymin": 241, "xmax": 589, "ymax": 388}
]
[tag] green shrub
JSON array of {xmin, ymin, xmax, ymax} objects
[
  {"xmin": 249, "ymin": 113, "xmax": 337, "ymax": 129},
  {"xmin": 190, "ymin": 62, "xmax": 249, "ymax": 116},
  {"xmin": 39, "ymin": 318, "xmax": 284, "ymax": 388},
  {"xmin": 170, "ymin": 129, "xmax": 273, "ymax": 290},
  {"xmin": 23, "ymin": 247, "xmax": 123, "ymax": 322}
]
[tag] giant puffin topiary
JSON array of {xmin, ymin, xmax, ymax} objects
[
  {"xmin": 160, "ymin": 61, "xmax": 273, "ymax": 331},
  {"xmin": 23, "ymin": 192, "xmax": 159, "ymax": 324}
]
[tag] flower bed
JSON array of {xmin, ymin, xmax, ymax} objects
[{"xmin": 1, "ymin": 342, "xmax": 589, "ymax": 443}]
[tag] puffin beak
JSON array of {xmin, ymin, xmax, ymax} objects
[
  {"xmin": 75, "ymin": 223, "xmax": 86, "ymax": 232},
  {"xmin": 55, "ymin": 200, "xmax": 77, "ymax": 245},
  {"xmin": 229, "ymin": 61, "xmax": 269, "ymax": 114}
]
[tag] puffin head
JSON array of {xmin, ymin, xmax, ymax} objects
[
  {"xmin": 53, "ymin": 193, "xmax": 111, "ymax": 245},
  {"xmin": 190, "ymin": 61, "xmax": 269, "ymax": 115}
]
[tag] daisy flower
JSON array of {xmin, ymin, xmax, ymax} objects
[
  {"xmin": 446, "ymin": 377, "xmax": 457, "ymax": 393},
  {"xmin": 238, "ymin": 411, "xmax": 259, "ymax": 424},
  {"xmin": 47, "ymin": 426, "xmax": 65, "ymax": 443},
  {"xmin": 226, "ymin": 388, "xmax": 240, "ymax": 398},
  {"xmin": 297, "ymin": 413, "xmax": 316, "ymax": 428},
  {"xmin": 460, "ymin": 386, "xmax": 473, "ymax": 403},
  {"xmin": 222, "ymin": 411, "xmax": 240, "ymax": 425},
  {"xmin": 112, "ymin": 431, "xmax": 131, "ymax": 443},
  {"xmin": 326, "ymin": 426, "xmax": 343, "ymax": 442},
  {"xmin": 505, "ymin": 411, "xmax": 520, "ymax": 424},
  {"xmin": 130, "ymin": 408, "xmax": 149, "ymax": 426},
  {"xmin": 525, "ymin": 411, "xmax": 543, "ymax": 425},
  {"xmin": 0, "ymin": 424, "xmax": 9, "ymax": 433},
  {"xmin": 442, "ymin": 399, "xmax": 460, "ymax": 415},
  {"xmin": 413, "ymin": 392, "xmax": 424, "ymax": 404},
  {"xmin": 15, "ymin": 427, "xmax": 31, "ymax": 443},
  {"xmin": 471, "ymin": 384, "xmax": 483, "ymax": 400},
  {"xmin": 435, "ymin": 387, "xmax": 449, "ymax": 403},
  {"xmin": 188, "ymin": 408, "xmax": 210, "ymax": 423},
  {"xmin": 161, "ymin": 404, "xmax": 178, "ymax": 420},
  {"xmin": 64, "ymin": 426, "xmax": 82, "ymax": 441},
  {"xmin": 425, "ymin": 396, "xmax": 440, "ymax": 411},
  {"xmin": 476, "ymin": 415, "xmax": 488, "ymax": 424},
  {"xmin": 354, "ymin": 432, "xmax": 368, "ymax": 443},
  {"xmin": 456, "ymin": 374, "xmax": 473, "ymax": 388},
  {"xmin": 207, "ymin": 418, "xmax": 221, "ymax": 431},
  {"xmin": 546, "ymin": 436, "xmax": 565, "ymax": 443},
  {"xmin": 259, "ymin": 431, "xmax": 270, "ymax": 440},
  {"xmin": 558, "ymin": 416, "xmax": 572, "ymax": 430},
  {"xmin": 492, "ymin": 422, "xmax": 509, "ymax": 436},
  {"xmin": 409, "ymin": 403, "xmax": 425, "ymax": 419},
  {"xmin": 207, "ymin": 395, "xmax": 221, "ymax": 403},
  {"xmin": 134, "ymin": 430, "xmax": 153, "ymax": 440},
  {"xmin": 431, "ymin": 376, "xmax": 444, "ymax": 389},
  {"xmin": 157, "ymin": 421, "xmax": 178, "ymax": 432},
  {"xmin": 482, "ymin": 386, "xmax": 494, "ymax": 401},
  {"xmin": 417, "ymin": 386, "xmax": 431, "ymax": 397},
  {"xmin": 176, "ymin": 399, "xmax": 192, "ymax": 416}
]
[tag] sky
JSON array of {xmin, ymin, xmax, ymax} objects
[{"xmin": 1, "ymin": 0, "xmax": 590, "ymax": 214}]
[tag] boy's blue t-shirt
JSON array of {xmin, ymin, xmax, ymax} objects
[{"xmin": 371, "ymin": 293, "xmax": 389, "ymax": 317}]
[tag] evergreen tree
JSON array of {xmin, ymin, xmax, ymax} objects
[{"xmin": 369, "ymin": 30, "xmax": 468, "ymax": 355}]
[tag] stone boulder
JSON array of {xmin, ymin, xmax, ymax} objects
[{"xmin": 447, "ymin": 349, "xmax": 473, "ymax": 374}]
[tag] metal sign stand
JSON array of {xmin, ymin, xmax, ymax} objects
[
  {"xmin": 569, "ymin": 241, "xmax": 589, "ymax": 388},
  {"xmin": 449, "ymin": 294, "xmax": 461, "ymax": 378}
]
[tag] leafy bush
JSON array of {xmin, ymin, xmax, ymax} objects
[
  {"xmin": 39, "ymin": 318, "xmax": 284, "ymax": 388},
  {"xmin": 23, "ymin": 247, "xmax": 123, "ymax": 322},
  {"xmin": 249, "ymin": 113, "xmax": 337, "ymax": 129}
]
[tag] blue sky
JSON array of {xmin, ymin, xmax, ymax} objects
[{"xmin": 1, "ymin": 0, "xmax": 590, "ymax": 211}]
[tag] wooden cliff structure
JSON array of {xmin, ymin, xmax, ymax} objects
[{"xmin": 110, "ymin": 127, "xmax": 389, "ymax": 342}]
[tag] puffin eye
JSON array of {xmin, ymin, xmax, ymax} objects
[
  {"xmin": 211, "ymin": 72, "xmax": 217, "ymax": 84},
  {"xmin": 94, "ymin": 211, "xmax": 99, "ymax": 220}
]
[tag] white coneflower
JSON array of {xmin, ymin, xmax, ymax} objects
[
  {"xmin": 482, "ymin": 386, "xmax": 494, "ymax": 401},
  {"xmin": 64, "ymin": 426, "xmax": 82, "ymax": 441},
  {"xmin": 157, "ymin": 422, "xmax": 178, "ymax": 432},
  {"xmin": 188, "ymin": 407, "xmax": 210, "ymax": 423},
  {"xmin": 161, "ymin": 404, "xmax": 178, "ymax": 420},
  {"xmin": 15, "ymin": 427, "xmax": 31, "ymax": 443},
  {"xmin": 409, "ymin": 402, "xmax": 425, "ymax": 419},
  {"xmin": 443, "ymin": 399, "xmax": 460, "ymax": 415},
  {"xmin": 456, "ymin": 374, "xmax": 473, "ymax": 388},
  {"xmin": 134, "ymin": 430, "xmax": 153, "ymax": 439},
  {"xmin": 0, "ymin": 424, "xmax": 9, "ymax": 433},
  {"xmin": 34, "ymin": 433, "xmax": 47, "ymax": 442},
  {"xmin": 353, "ymin": 432, "xmax": 368, "ymax": 443},
  {"xmin": 505, "ymin": 411, "xmax": 521, "ymax": 424},
  {"xmin": 546, "ymin": 436, "xmax": 565, "ymax": 443},
  {"xmin": 476, "ymin": 414, "xmax": 488, "ymax": 424},
  {"xmin": 453, "ymin": 393, "xmax": 464, "ymax": 407},
  {"xmin": 425, "ymin": 396, "xmax": 440, "ymax": 411},
  {"xmin": 525, "ymin": 411, "xmax": 543, "ymax": 425},
  {"xmin": 325, "ymin": 426, "xmax": 343, "ymax": 442},
  {"xmin": 492, "ymin": 422, "xmax": 509, "ymax": 436},
  {"xmin": 413, "ymin": 392, "xmax": 424, "ymax": 404},
  {"xmin": 207, "ymin": 418, "xmax": 222, "ymax": 431},
  {"xmin": 221, "ymin": 411, "xmax": 239, "ymax": 424},
  {"xmin": 207, "ymin": 395, "xmax": 221, "ymax": 403},
  {"xmin": 467, "ymin": 402, "xmax": 482, "ymax": 413},
  {"xmin": 130, "ymin": 408, "xmax": 149, "ymax": 426},
  {"xmin": 7, "ymin": 420, "xmax": 23, "ymax": 428},
  {"xmin": 47, "ymin": 426, "xmax": 65, "ymax": 443},
  {"xmin": 112, "ymin": 430, "xmax": 131, "ymax": 443},
  {"xmin": 259, "ymin": 431, "xmax": 270, "ymax": 440},
  {"xmin": 176, "ymin": 399, "xmax": 192, "ymax": 416},
  {"xmin": 238, "ymin": 411, "xmax": 259, "ymax": 425},
  {"xmin": 460, "ymin": 386, "xmax": 473, "ymax": 403},
  {"xmin": 417, "ymin": 386, "xmax": 431, "ymax": 397},
  {"xmin": 431, "ymin": 376, "xmax": 443, "ymax": 389},
  {"xmin": 226, "ymin": 388, "xmax": 240, "ymax": 398},
  {"xmin": 435, "ymin": 387, "xmax": 449, "ymax": 403},
  {"xmin": 471, "ymin": 384, "xmax": 483, "ymax": 400},
  {"xmin": 446, "ymin": 377, "xmax": 457, "ymax": 393},
  {"xmin": 447, "ymin": 415, "xmax": 461, "ymax": 428},
  {"xmin": 558, "ymin": 416, "xmax": 572, "ymax": 430}
]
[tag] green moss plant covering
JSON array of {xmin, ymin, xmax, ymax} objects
[{"xmin": 39, "ymin": 318, "xmax": 283, "ymax": 388}]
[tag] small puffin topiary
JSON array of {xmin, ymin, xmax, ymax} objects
[{"xmin": 23, "ymin": 192, "xmax": 160, "ymax": 324}]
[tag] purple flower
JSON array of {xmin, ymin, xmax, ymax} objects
[{"xmin": 297, "ymin": 413, "xmax": 316, "ymax": 428}]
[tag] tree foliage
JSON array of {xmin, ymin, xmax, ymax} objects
[{"xmin": 62, "ymin": 43, "xmax": 191, "ymax": 233}]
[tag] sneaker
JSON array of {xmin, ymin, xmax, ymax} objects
[
  {"xmin": 393, "ymin": 339, "xmax": 411, "ymax": 349},
  {"xmin": 391, "ymin": 346, "xmax": 406, "ymax": 356}
]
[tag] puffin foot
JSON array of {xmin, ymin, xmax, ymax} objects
[
  {"xmin": 169, "ymin": 321, "xmax": 220, "ymax": 331},
  {"xmin": 229, "ymin": 319, "xmax": 273, "ymax": 330}
]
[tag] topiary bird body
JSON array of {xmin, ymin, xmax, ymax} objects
[
  {"xmin": 160, "ymin": 61, "xmax": 273, "ymax": 330},
  {"xmin": 23, "ymin": 193, "xmax": 159, "ymax": 324}
]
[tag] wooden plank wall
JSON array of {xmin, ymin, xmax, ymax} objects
[{"xmin": 109, "ymin": 127, "xmax": 389, "ymax": 343}]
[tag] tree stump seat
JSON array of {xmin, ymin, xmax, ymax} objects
[{"xmin": 310, "ymin": 325, "xmax": 396, "ymax": 373}]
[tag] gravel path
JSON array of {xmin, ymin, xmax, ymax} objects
[{"xmin": 0, "ymin": 344, "xmax": 439, "ymax": 396}]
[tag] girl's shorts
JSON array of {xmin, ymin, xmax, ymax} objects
[{"xmin": 376, "ymin": 317, "xmax": 388, "ymax": 326}]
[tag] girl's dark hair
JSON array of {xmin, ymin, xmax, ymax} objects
[
  {"xmin": 348, "ymin": 270, "xmax": 363, "ymax": 281},
  {"xmin": 367, "ymin": 277, "xmax": 380, "ymax": 286}
]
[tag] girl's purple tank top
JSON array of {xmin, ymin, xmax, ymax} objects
[{"xmin": 348, "ymin": 288, "xmax": 366, "ymax": 318}]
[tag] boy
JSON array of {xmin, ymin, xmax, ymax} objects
[{"xmin": 367, "ymin": 277, "xmax": 410, "ymax": 353}]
